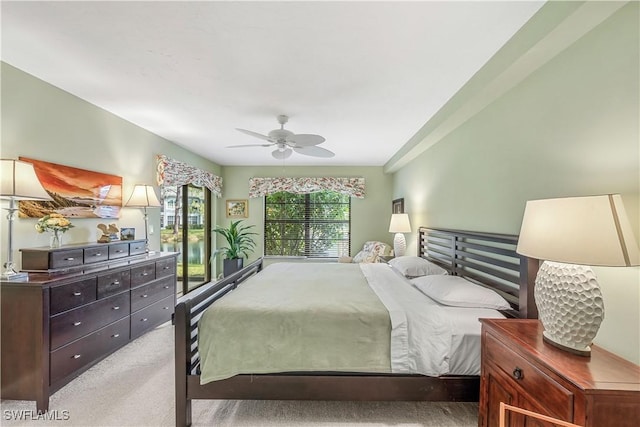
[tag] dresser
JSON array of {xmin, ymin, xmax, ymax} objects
[
  {"xmin": 0, "ymin": 240, "xmax": 178, "ymax": 412},
  {"xmin": 479, "ymin": 319, "xmax": 640, "ymax": 427}
]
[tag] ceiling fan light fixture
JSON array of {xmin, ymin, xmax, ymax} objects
[{"xmin": 232, "ymin": 115, "xmax": 334, "ymax": 159}]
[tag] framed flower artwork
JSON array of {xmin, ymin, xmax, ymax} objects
[{"xmin": 226, "ymin": 199, "xmax": 249, "ymax": 218}]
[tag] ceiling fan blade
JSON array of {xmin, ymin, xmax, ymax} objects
[
  {"xmin": 236, "ymin": 128, "xmax": 272, "ymax": 141},
  {"xmin": 272, "ymin": 148, "xmax": 293, "ymax": 160},
  {"xmin": 226, "ymin": 143, "xmax": 273, "ymax": 148},
  {"xmin": 287, "ymin": 133, "xmax": 325, "ymax": 147},
  {"xmin": 294, "ymin": 145, "xmax": 335, "ymax": 158}
]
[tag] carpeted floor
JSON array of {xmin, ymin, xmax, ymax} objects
[{"xmin": 0, "ymin": 323, "xmax": 479, "ymax": 426}]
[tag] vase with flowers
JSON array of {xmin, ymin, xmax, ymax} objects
[{"xmin": 35, "ymin": 213, "xmax": 74, "ymax": 248}]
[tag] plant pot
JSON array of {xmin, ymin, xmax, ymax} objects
[{"xmin": 223, "ymin": 258, "xmax": 244, "ymax": 277}]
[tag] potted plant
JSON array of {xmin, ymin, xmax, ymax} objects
[{"xmin": 212, "ymin": 220, "xmax": 258, "ymax": 277}]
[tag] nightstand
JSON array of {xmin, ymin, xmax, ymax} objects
[{"xmin": 479, "ymin": 319, "xmax": 640, "ymax": 427}]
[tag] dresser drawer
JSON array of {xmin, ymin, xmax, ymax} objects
[
  {"xmin": 97, "ymin": 269, "xmax": 131, "ymax": 299},
  {"xmin": 50, "ymin": 317, "xmax": 129, "ymax": 385},
  {"xmin": 50, "ymin": 292, "xmax": 130, "ymax": 350},
  {"xmin": 50, "ymin": 277, "xmax": 97, "ymax": 315},
  {"xmin": 130, "ymin": 263, "xmax": 156, "ymax": 287},
  {"xmin": 108, "ymin": 243, "xmax": 129, "ymax": 259},
  {"xmin": 50, "ymin": 249, "xmax": 84, "ymax": 269},
  {"xmin": 131, "ymin": 276, "xmax": 174, "ymax": 312},
  {"xmin": 156, "ymin": 257, "xmax": 176, "ymax": 279},
  {"xmin": 129, "ymin": 241, "xmax": 146, "ymax": 256},
  {"xmin": 83, "ymin": 246, "xmax": 108, "ymax": 264},
  {"xmin": 131, "ymin": 295, "xmax": 174, "ymax": 339},
  {"xmin": 485, "ymin": 331, "xmax": 574, "ymax": 420}
]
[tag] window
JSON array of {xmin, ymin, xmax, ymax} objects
[{"xmin": 265, "ymin": 191, "xmax": 350, "ymax": 258}]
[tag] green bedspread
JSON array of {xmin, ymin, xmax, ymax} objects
[{"xmin": 198, "ymin": 262, "xmax": 392, "ymax": 383}]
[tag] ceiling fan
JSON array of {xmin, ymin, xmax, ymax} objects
[{"xmin": 229, "ymin": 115, "xmax": 335, "ymax": 160}]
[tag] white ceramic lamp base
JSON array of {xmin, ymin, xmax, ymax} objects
[
  {"xmin": 535, "ymin": 261, "xmax": 604, "ymax": 356},
  {"xmin": 393, "ymin": 233, "xmax": 407, "ymax": 257}
]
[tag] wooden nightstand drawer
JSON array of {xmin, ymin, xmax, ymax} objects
[
  {"xmin": 50, "ymin": 277, "xmax": 97, "ymax": 315},
  {"xmin": 485, "ymin": 331, "xmax": 574, "ymax": 420},
  {"xmin": 479, "ymin": 319, "xmax": 640, "ymax": 427}
]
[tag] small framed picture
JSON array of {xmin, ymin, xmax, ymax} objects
[
  {"xmin": 121, "ymin": 227, "xmax": 136, "ymax": 241},
  {"xmin": 392, "ymin": 198, "xmax": 404, "ymax": 214},
  {"xmin": 226, "ymin": 199, "xmax": 249, "ymax": 218}
]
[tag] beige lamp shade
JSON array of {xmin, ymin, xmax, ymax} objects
[
  {"xmin": 124, "ymin": 184, "xmax": 161, "ymax": 208},
  {"xmin": 1, "ymin": 159, "xmax": 52, "ymax": 201},
  {"xmin": 517, "ymin": 194, "xmax": 639, "ymax": 267},
  {"xmin": 389, "ymin": 213, "xmax": 411, "ymax": 233}
]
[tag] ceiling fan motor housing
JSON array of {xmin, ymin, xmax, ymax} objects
[{"xmin": 268, "ymin": 129, "xmax": 294, "ymax": 142}]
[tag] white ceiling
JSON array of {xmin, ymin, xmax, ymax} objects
[{"xmin": 1, "ymin": 1, "xmax": 544, "ymax": 166}]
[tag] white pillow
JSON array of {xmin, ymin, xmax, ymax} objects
[
  {"xmin": 388, "ymin": 256, "xmax": 448, "ymax": 277},
  {"xmin": 411, "ymin": 275, "xmax": 511, "ymax": 310}
]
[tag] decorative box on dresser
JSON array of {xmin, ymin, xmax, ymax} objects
[
  {"xmin": 479, "ymin": 319, "xmax": 640, "ymax": 427},
  {"xmin": 0, "ymin": 240, "xmax": 178, "ymax": 412}
]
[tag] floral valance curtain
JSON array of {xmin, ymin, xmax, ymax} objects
[
  {"xmin": 156, "ymin": 154, "xmax": 222, "ymax": 197},
  {"xmin": 248, "ymin": 177, "xmax": 365, "ymax": 198}
]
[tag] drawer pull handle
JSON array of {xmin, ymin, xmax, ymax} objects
[
  {"xmin": 65, "ymin": 257, "xmax": 75, "ymax": 261},
  {"xmin": 113, "ymin": 306, "xmax": 120, "ymax": 310},
  {"xmin": 112, "ymin": 280, "xmax": 120, "ymax": 286},
  {"xmin": 163, "ymin": 286, "xmax": 170, "ymax": 289},
  {"xmin": 164, "ymin": 266, "xmax": 170, "ymax": 270},
  {"xmin": 163, "ymin": 306, "xmax": 170, "ymax": 310},
  {"xmin": 73, "ymin": 321, "xmax": 82, "ymax": 326},
  {"xmin": 115, "ymin": 250, "xmax": 124, "ymax": 253},
  {"xmin": 93, "ymin": 253, "xmax": 102, "ymax": 257},
  {"xmin": 142, "ymin": 272, "xmax": 149, "ymax": 276},
  {"xmin": 512, "ymin": 367, "xmax": 524, "ymax": 380},
  {"xmin": 73, "ymin": 354, "xmax": 81, "ymax": 359},
  {"xmin": 112, "ymin": 333, "xmax": 120, "ymax": 338},
  {"xmin": 142, "ymin": 294, "xmax": 149, "ymax": 298},
  {"xmin": 141, "ymin": 318, "xmax": 148, "ymax": 322},
  {"xmin": 73, "ymin": 291, "xmax": 82, "ymax": 296}
]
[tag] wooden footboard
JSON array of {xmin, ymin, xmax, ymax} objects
[{"xmin": 175, "ymin": 258, "xmax": 263, "ymax": 427}]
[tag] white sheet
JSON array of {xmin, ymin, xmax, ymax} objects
[{"xmin": 360, "ymin": 263, "xmax": 504, "ymax": 376}]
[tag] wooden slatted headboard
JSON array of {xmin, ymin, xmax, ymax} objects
[{"xmin": 418, "ymin": 227, "xmax": 539, "ymax": 319}]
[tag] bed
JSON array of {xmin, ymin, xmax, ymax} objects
[{"xmin": 174, "ymin": 227, "xmax": 540, "ymax": 427}]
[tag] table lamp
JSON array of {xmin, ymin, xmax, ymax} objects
[
  {"xmin": 389, "ymin": 213, "xmax": 411, "ymax": 257},
  {"xmin": 124, "ymin": 184, "xmax": 161, "ymax": 253},
  {"xmin": 1, "ymin": 159, "xmax": 53, "ymax": 281},
  {"xmin": 516, "ymin": 194, "xmax": 639, "ymax": 356}
]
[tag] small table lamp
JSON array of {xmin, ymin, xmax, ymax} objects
[
  {"xmin": 389, "ymin": 213, "xmax": 411, "ymax": 257},
  {"xmin": 1, "ymin": 159, "xmax": 52, "ymax": 281},
  {"xmin": 124, "ymin": 184, "xmax": 161, "ymax": 253},
  {"xmin": 517, "ymin": 194, "xmax": 639, "ymax": 356}
]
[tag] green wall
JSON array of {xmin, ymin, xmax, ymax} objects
[
  {"xmin": 216, "ymin": 165, "xmax": 393, "ymax": 270},
  {"xmin": 391, "ymin": 4, "xmax": 639, "ymax": 363},
  {"xmin": 1, "ymin": 62, "xmax": 221, "ymax": 258}
]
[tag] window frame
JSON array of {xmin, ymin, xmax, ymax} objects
[{"xmin": 264, "ymin": 190, "xmax": 351, "ymax": 258}]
